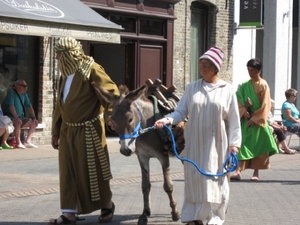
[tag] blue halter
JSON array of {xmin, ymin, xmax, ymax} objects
[
  {"xmin": 119, "ymin": 121, "xmax": 143, "ymax": 139},
  {"xmin": 119, "ymin": 102, "xmax": 146, "ymax": 140}
]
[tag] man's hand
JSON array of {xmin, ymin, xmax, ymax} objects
[
  {"xmin": 51, "ymin": 135, "xmax": 59, "ymax": 150},
  {"xmin": 108, "ymin": 120, "xmax": 117, "ymax": 132},
  {"xmin": 32, "ymin": 118, "xmax": 38, "ymax": 126}
]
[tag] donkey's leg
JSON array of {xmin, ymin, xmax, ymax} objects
[
  {"xmin": 137, "ymin": 153, "xmax": 151, "ymax": 225},
  {"xmin": 158, "ymin": 155, "xmax": 180, "ymax": 221}
]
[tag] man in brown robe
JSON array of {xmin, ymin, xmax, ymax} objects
[{"xmin": 50, "ymin": 37, "xmax": 119, "ymax": 224}]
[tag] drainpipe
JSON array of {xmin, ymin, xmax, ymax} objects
[
  {"xmin": 184, "ymin": 0, "xmax": 187, "ymax": 88},
  {"xmin": 286, "ymin": 0, "xmax": 292, "ymax": 89}
]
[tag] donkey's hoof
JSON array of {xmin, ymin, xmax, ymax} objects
[
  {"xmin": 138, "ymin": 214, "xmax": 148, "ymax": 225},
  {"xmin": 171, "ymin": 211, "xmax": 180, "ymax": 221}
]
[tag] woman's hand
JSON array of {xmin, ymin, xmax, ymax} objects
[
  {"xmin": 247, "ymin": 119, "xmax": 254, "ymax": 127},
  {"xmin": 154, "ymin": 118, "xmax": 170, "ymax": 129},
  {"xmin": 243, "ymin": 111, "xmax": 251, "ymax": 119},
  {"xmin": 284, "ymin": 109, "xmax": 299, "ymax": 123},
  {"xmin": 229, "ymin": 146, "xmax": 239, "ymax": 155}
]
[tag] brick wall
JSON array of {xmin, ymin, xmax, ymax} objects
[
  {"xmin": 173, "ymin": 0, "xmax": 234, "ymax": 95},
  {"xmin": 30, "ymin": 37, "xmax": 53, "ymax": 146}
]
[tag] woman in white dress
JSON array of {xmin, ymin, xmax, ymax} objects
[{"xmin": 154, "ymin": 47, "xmax": 241, "ymax": 225}]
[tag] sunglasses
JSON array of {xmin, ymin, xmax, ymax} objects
[{"xmin": 18, "ymin": 84, "xmax": 27, "ymax": 88}]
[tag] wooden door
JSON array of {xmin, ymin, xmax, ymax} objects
[
  {"xmin": 138, "ymin": 43, "xmax": 163, "ymax": 87},
  {"xmin": 91, "ymin": 44, "xmax": 125, "ymax": 86}
]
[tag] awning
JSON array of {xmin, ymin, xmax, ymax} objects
[{"xmin": 0, "ymin": 0, "xmax": 122, "ymax": 43}]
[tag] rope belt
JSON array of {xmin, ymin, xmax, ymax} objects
[{"xmin": 64, "ymin": 114, "xmax": 111, "ymax": 202}]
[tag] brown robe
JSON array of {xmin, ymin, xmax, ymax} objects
[{"xmin": 52, "ymin": 63, "xmax": 119, "ymax": 214}]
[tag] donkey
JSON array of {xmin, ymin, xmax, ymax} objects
[{"xmin": 92, "ymin": 83, "xmax": 181, "ymax": 225}]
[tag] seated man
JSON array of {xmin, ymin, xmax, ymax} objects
[{"xmin": 2, "ymin": 79, "xmax": 38, "ymax": 149}]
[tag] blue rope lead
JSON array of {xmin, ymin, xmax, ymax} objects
[{"xmin": 146, "ymin": 124, "xmax": 238, "ymax": 177}]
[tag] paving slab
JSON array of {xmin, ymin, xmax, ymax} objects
[{"xmin": 0, "ymin": 136, "xmax": 299, "ymax": 225}]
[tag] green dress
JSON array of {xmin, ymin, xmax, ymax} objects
[{"xmin": 236, "ymin": 80, "xmax": 278, "ymax": 160}]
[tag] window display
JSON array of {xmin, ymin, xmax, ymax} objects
[{"xmin": 0, "ymin": 34, "xmax": 39, "ymax": 114}]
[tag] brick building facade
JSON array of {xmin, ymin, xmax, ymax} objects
[{"xmin": 18, "ymin": 0, "xmax": 235, "ymax": 145}]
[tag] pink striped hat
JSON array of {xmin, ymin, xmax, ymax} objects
[{"xmin": 199, "ymin": 46, "xmax": 224, "ymax": 71}]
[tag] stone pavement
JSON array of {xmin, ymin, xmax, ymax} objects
[{"xmin": 0, "ymin": 135, "xmax": 299, "ymax": 225}]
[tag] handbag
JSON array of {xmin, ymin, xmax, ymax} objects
[{"xmin": 0, "ymin": 115, "xmax": 14, "ymax": 133}]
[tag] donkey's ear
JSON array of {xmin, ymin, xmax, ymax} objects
[
  {"xmin": 125, "ymin": 85, "xmax": 147, "ymax": 102},
  {"xmin": 91, "ymin": 81, "xmax": 119, "ymax": 104}
]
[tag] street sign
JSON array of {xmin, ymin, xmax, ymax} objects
[{"xmin": 239, "ymin": 0, "xmax": 263, "ymax": 27}]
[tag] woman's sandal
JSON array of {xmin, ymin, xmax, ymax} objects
[
  {"xmin": 250, "ymin": 176, "xmax": 259, "ymax": 181},
  {"xmin": 230, "ymin": 174, "xmax": 241, "ymax": 181},
  {"xmin": 185, "ymin": 221, "xmax": 204, "ymax": 225},
  {"xmin": 284, "ymin": 149, "xmax": 296, "ymax": 154},
  {"xmin": 98, "ymin": 202, "xmax": 115, "ymax": 223},
  {"xmin": 49, "ymin": 215, "xmax": 76, "ymax": 224}
]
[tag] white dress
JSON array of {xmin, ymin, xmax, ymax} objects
[{"xmin": 167, "ymin": 79, "xmax": 241, "ymax": 224}]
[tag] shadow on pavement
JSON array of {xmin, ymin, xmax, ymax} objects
[{"xmin": 230, "ymin": 180, "xmax": 300, "ymax": 184}]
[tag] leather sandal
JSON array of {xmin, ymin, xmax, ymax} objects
[
  {"xmin": 99, "ymin": 202, "xmax": 115, "ymax": 223},
  {"xmin": 49, "ymin": 215, "xmax": 76, "ymax": 224}
]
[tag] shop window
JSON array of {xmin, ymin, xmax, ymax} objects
[
  {"xmin": 98, "ymin": 11, "xmax": 166, "ymax": 37},
  {"xmin": 0, "ymin": 34, "xmax": 39, "ymax": 116},
  {"xmin": 110, "ymin": 15, "xmax": 136, "ymax": 33},
  {"xmin": 140, "ymin": 19, "xmax": 164, "ymax": 36}
]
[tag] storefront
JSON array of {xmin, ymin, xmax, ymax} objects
[
  {"xmin": 82, "ymin": 0, "xmax": 180, "ymax": 90},
  {"xmin": 0, "ymin": 0, "xmax": 122, "ymax": 145}
]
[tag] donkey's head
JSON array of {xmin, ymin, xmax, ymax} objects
[{"xmin": 92, "ymin": 82, "xmax": 148, "ymax": 156}]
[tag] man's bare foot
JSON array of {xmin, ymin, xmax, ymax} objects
[{"xmin": 49, "ymin": 213, "xmax": 76, "ymax": 224}]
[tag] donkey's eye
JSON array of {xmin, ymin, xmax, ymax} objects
[{"xmin": 128, "ymin": 118, "xmax": 133, "ymax": 123}]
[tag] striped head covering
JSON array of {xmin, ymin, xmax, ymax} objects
[
  {"xmin": 199, "ymin": 46, "xmax": 224, "ymax": 71},
  {"xmin": 54, "ymin": 37, "xmax": 94, "ymax": 80}
]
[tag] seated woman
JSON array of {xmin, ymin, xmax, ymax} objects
[
  {"xmin": 281, "ymin": 88, "xmax": 300, "ymax": 137},
  {"xmin": 0, "ymin": 112, "xmax": 14, "ymax": 150},
  {"xmin": 0, "ymin": 127, "xmax": 13, "ymax": 149},
  {"xmin": 269, "ymin": 99, "xmax": 296, "ymax": 154},
  {"xmin": 0, "ymin": 74, "xmax": 14, "ymax": 149}
]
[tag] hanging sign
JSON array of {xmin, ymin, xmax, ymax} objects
[{"xmin": 239, "ymin": 0, "xmax": 263, "ymax": 27}]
